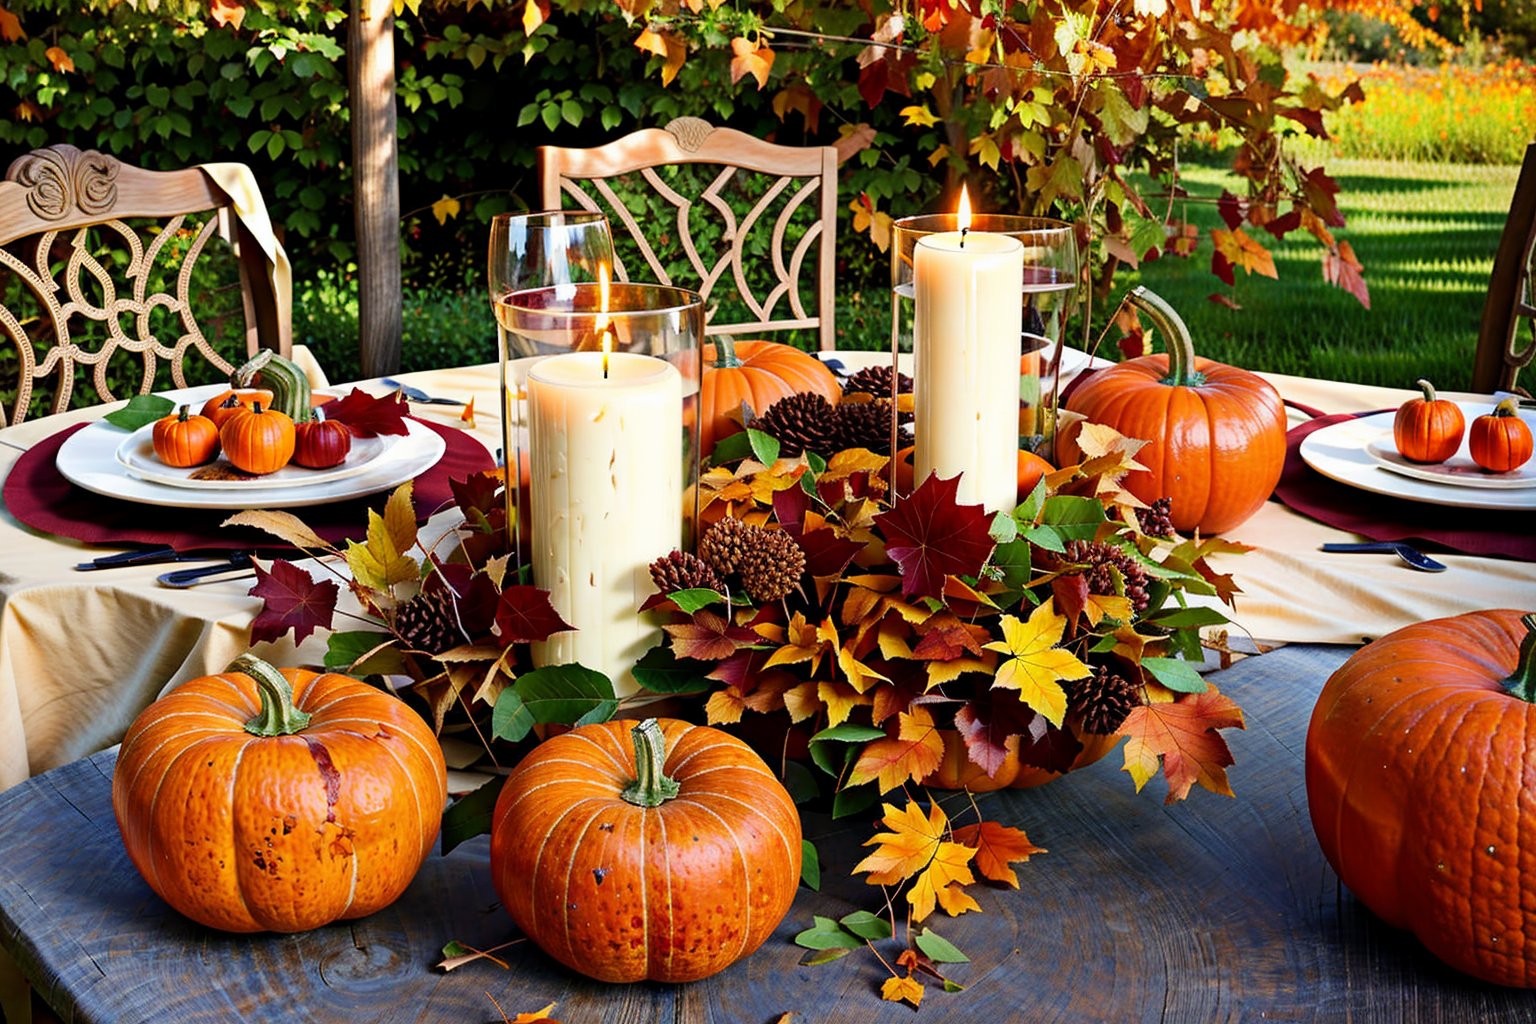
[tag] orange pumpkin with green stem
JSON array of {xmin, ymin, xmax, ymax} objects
[
  {"xmin": 220, "ymin": 401, "xmax": 296, "ymax": 474},
  {"xmin": 1393, "ymin": 378, "xmax": 1465, "ymax": 464},
  {"xmin": 151, "ymin": 405, "xmax": 220, "ymax": 467},
  {"xmin": 1054, "ymin": 287, "xmax": 1286, "ymax": 534},
  {"xmin": 701, "ymin": 337, "xmax": 840, "ymax": 457},
  {"xmin": 1306, "ymin": 610, "xmax": 1536, "ymax": 987},
  {"xmin": 111, "ymin": 654, "xmax": 447, "ymax": 933},
  {"xmin": 1469, "ymin": 398, "xmax": 1533, "ymax": 472},
  {"xmin": 489, "ymin": 717, "xmax": 801, "ymax": 982}
]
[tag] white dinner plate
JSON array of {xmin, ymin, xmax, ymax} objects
[
  {"xmin": 56, "ymin": 386, "xmax": 447, "ymax": 509},
  {"xmin": 115, "ymin": 424, "xmax": 391, "ymax": 490},
  {"xmin": 1299, "ymin": 403, "xmax": 1536, "ymax": 511},
  {"xmin": 1363, "ymin": 435, "xmax": 1536, "ymax": 490}
]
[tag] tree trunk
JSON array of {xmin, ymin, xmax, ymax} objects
[{"xmin": 349, "ymin": 0, "xmax": 402, "ymax": 377}]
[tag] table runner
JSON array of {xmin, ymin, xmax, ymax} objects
[
  {"xmin": 3, "ymin": 419, "xmax": 495, "ymax": 553},
  {"xmin": 1275, "ymin": 414, "xmax": 1535, "ymax": 562}
]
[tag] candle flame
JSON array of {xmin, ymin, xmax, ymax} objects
[
  {"xmin": 596, "ymin": 260, "xmax": 611, "ymax": 334},
  {"xmin": 957, "ymin": 185, "xmax": 972, "ymax": 232},
  {"xmin": 601, "ymin": 329, "xmax": 612, "ymax": 379}
]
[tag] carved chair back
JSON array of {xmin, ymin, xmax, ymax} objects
[
  {"xmin": 538, "ymin": 118, "xmax": 839, "ymax": 350},
  {"xmin": 0, "ymin": 145, "xmax": 288, "ymax": 426},
  {"xmin": 1474, "ymin": 142, "xmax": 1536, "ymax": 394}
]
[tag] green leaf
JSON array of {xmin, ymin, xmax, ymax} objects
[
  {"xmin": 322, "ymin": 630, "xmax": 404, "ymax": 674},
  {"xmin": 103, "ymin": 394, "xmax": 174, "ymax": 431},
  {"xmin": 708, "ymin": 430, "xmax": 754, "ymax": 465},
  {"xmin": 989, "ymin": 510, "xmax": 1018, "ymax": 544},
  {"xmin": 782, "ymin": 761, "xmax": 818, "ymax": 804},
  {"xmin": 804, "ymin": 450, "xmax": 827, "ymax": 475},
  {"xmin": 808, "ymin": 738, "xmax": 851, "ymax": 777},
  {"xmin": 990, "ymin": 538, "xmax": 1032, "ymax": 596},
  {"xmin": 512, "ymin": 663, "xmax": 619, "ymax": 725},
  {"xmin": 630, "ymin": 644, "xmax": 714, "ymax": 695},
  {"xmin": 1040, "ymin": 495, "xmax": 1106, "ymax": 541},
  {"xmin": 1014, "ymin": 477, "xmax": 1048, "ymax": 523},
  {"xmin": 540, "ymin": 103, "xmax": 560, "ymax": 131},
  {"xmin": 839, "ymin": 910, "xmax": 892, "ymax": 941},
  {"xmin": 794, "ymin": 915, "xmax": 862, "ymax": 950},
  {"xmin": 440, "ymin": 775, "xmax": 506, "ymax": 855},
  {"xmin": 799, "ymin": 947, "xmax": 852, "ymax": 966},
  {"xmin": 942, "ymin": 979, "xmax": 968, "ymax": 993},
  {"xmin": 801, "ymin": 839, "xmax": 821, "ymax": 890},
  {"xmin": 747, "ymin": 428, "xmax": 781, "ymax": 466},
  {"xmin": 915, "ymin": 927, "xmax": 970, "ymax": 963},
  {"xmin": 1141, "ymin": 655, "xmax": 1208, "ymax": 694},
  {"xmin": 832, "ymin": 783, "xmax": 880, "ymax": 819},
  {"xmin": 491, "ymin": 689, "xmax": 535, "ymax": 742},
  {"xmin": 1022, "ymin": 523, "xmax": 1066, "ymax": 554},
  {"xmin": 1145, "ymin": 606, "xmax": 1230, "ymax": 628},
  {"xmin": 809, "ymin": 723, "xmax": 887, "ymax": 743},
  {"xmin": 669, "ymin": 587, "xmax": 725, "ymax": 613}
]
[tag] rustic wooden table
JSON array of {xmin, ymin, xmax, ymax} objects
[{"xmin": 3, "ymin": 644, "xmax": 1534, "ymax": 1023}]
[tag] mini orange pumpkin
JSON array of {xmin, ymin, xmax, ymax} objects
[
  {"xmin": 1469, "ymin": 398, "xmax": 1533, "ymax": 472},
  {"xmin": 490, "ymin": 718, "xmax": 801, "ymax": 983},
  {"xmin": 199, "ymin": 387, "xmax": 273, "ymax": 425},
  {"xmin": 1306, "ymin": 610, "xmax": 1536, "ymax": 987},
  {"xmin": 702, "ymin": 337, "xmax": 840, "ymax": 457},
  {"xmin": 1393, "ymin": 378, "xmax": 1465, "ymax": 464},
  {"xmin": 112, "ymin": 654, "xmax": 447, "ymax": 933},
  {"xmin": 151, "ymin": 405, "xmax": 220, "ymax": 467},
  {"xmin": 220, "ymin": 401, "xmax": 296, "ymax": 474}
]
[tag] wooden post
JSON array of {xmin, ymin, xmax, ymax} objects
[{"xmin": 349, "ymin": 0, "xmax": 402, "ymax": 377}]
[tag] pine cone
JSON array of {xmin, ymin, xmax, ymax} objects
[
  {"xmin": 1137, "ymin": 497, "xmax": 1177, "ymax": 538},
  {"xmin": 755, "ymin": 391, "xmax": 837, "ymax": 457},
  {"xmin": 699, "ymin": 515, "xmax": 753, "ymax": 576},
  {"xmin": 831, "ymin": 399, "xmax": 897, "ymax": 454},
  {"xmin": 649, "ymin": 549, "xmax": 724, "ymax": 595},
  {"xmin": 1062, "ymin": 539, "xmax": 1151, "ymax": 613},
  {"xmin": 1068, "ymin": 666, "xmax": 1142, "ymax": 734},
  {"xmin": 394, "ymin": 588, "xmax": 461, "ymax": 655},
  {"xmin": 843, "ymin": 364, "xmax": 913, "ymax": 399},
  {"xmin": 737, "ymin": 528, "xmax": 807, "ymax": 602}
]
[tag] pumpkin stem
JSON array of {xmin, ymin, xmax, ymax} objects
[
  {"xmin": 233, "ymin": 653, "xmax": 314, "ymax": 736},
  {"xmin": 1127, "ymin": 286, "xmax": 1206, "ymax": 388},
  {"xmin": 711, "ymin": 336, "xmax": 743, "ymax": 370},
  {"xmin": 621, "ymin": 718, "xmax": 680, "ymax": 808},
  {"xmin": 1502, "ymin": 614, "xmax": 1536, "ymax": 705},
  {"xmin": 1493, "ymin": 397, "xmax": 1521, "ymax": 418},
  {"xmin": 177, "ymin": 404, "xmax": 193, "ymax": 422},
  {"xmin": 1415, "ymin": 378, "xmax": 1440, "ymax": 403}
]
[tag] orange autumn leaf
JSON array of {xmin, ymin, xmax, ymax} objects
[
  {"xmin": 509, "ymin": 1000, "xmax": 561, "ymax": 1023},
  {"xmin": 853, "ymin": 799, "xmax": 977, "ymax": 920},
  {"xmin": 1210, "ymin": 227, "xmax": 1278, "ymax": 279},
  {"xmin": 634, "ymin": 27, "xmax": 687, "ymax": 87},
  {"xmin": 44, "ymin": 45, "xmax": 73, "ymax": 73},
  {"xmin": 729, "ymin": 36, "xmax": 775, "ymax": 89},
  {"xmin": 952, "ymin": 821, "xmax": 1045, "ymax": 888},
  {"xmin": 847, "ymin": 705, "xmax": 944, "ymax": 791},
  {"xmin": 459, "ymin": 395, "xmax": 476, "ymax": 428},
  {"xmin": 704, "ymin": 687, "xmax": 747, "ymax": 724},
  {"xmin": 209, "ymin": 0, "xmax": 246, "ymax": 29},
  {"xmin": 0, "ymin": 4, "xmax": 23, "ymax": 41},
  {"xmin": 881, "ymin": 975, "xmax": 924, "ymax": 1008},
  {"xmin": 1118, "ymin": 685, "xmax": 1246, "ymax": 803}
]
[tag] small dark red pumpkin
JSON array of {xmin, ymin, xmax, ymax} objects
[{"xmin": 293, "ymin": 416, "xmax": 353, "ymax": 469}]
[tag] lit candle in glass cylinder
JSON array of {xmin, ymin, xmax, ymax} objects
[{"xmin": 912, "ymin": 187, "xmax": 1025, "ymax": 511}]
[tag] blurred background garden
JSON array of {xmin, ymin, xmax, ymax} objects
[{"xmin": 0, "ymin": 0, "xmax": 1531, "ymax": 394}]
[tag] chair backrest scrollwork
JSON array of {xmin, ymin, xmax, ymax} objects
[{"xmin": 1474, "ymin": 142, "xmax": 1536, "ymax": 394}]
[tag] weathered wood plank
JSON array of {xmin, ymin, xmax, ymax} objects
[{"xmin": 2, "ymin": 645, "xmax": 1536, "ymax": 1022}]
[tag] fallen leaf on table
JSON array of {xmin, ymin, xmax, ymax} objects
[
  {"xmin": 460, "ymin": 395, "xmax": 476, "ymax": 428},
  {"xmin": 1118, "ymin": 685, "xmax": 1246, "ymax": 802},
  {"xmin": 434, "ymin": 938, "xmax": 521, "ymax": 972},
  {"xmin": 853, "ymin": 798, "xmax": 978, "ymax": 921},
  {"xmin": 881, "ymin": 974, "xmax": 924, "ymax": 1008},
  {"xmin": 951, "ymin": 821, "xmax": 1045, "ymax": 888}
]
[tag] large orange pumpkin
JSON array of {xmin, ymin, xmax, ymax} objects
[
  {"xmin": 1055, "ymin": 287, "xmax": 1286, "ymax": 534},
  {"xmin": 1306, "ymin": 609, "xmax": 1536, "ymax": 987},
  {"xmin": 112, "ymin": 654, "xmax": 447, "ymax": 933},
  {"xmin": 490, "ymin": 718, "xmax": 802, "ymax": 983},
  {"xmin": 702, "ymin": 337, "xmax": 840, "ymax": 457}
]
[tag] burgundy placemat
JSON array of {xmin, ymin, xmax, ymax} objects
[
  {"xmin": 1276, "ymin": 413, "xmax": 1535, "ymax": 562},
  {"xmin": 4, "ymin": 419, "xmax": 495, "ymax": 553}
]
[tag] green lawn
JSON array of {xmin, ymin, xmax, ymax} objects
[{"xmin": 1119, "ymin": 158, "xmax": 1520, "ymax": 391}]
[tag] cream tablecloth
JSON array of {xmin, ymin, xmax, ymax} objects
[{"xmin": 0, "ymin": 356, "xmax": 1532, "ymax": 792}]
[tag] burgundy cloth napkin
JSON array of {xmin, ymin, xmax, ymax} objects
[
  {"xmin": 4, "ymin": 419, "xmax": 495, "ymax": 553},
  {"xmin": 1276, "ymin": 413, "xmax": 1535, "ymax": 562}
]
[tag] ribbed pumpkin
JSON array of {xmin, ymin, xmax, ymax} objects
[
  {"xmin": 199, "ymin": 387, "xmax": 273, "ymax": 427},
  {"xmin": 490, "ymin": 718, "xmax": 801, "ymax": 983},
  {"xmin": 220, "ymin": 402, "xmax": 296, "ymax": 474},
  {"xmin": 702, "ymin": 337, "xmax": 840, "ymax": 457},
  {"xmin": 923, "ymin": 727, "xmax": 1118, "ymax": 791},
  {"xmin": 1393, "ymin": 378, "xmax": 1466, "ymax": 464},
  {"xmin": 112, "ymin": 654, "xmax": 447, "ymax": 933},
  {"xmin": 1469, "ymin": 398, "xmax": 1533, "ymax": 472},
  {"xmin": 151, "ymin": 405, "xmax": 220, "ymax": 467},
  {"xmin": 1055, "ymin": 287, "xmax": 1286, "ymax": 534},
  {"xmin": 1305, "ymin": 609, "xmax": 1536, "ymax": 987},
  {"xmin": 293, "ymin": 416, "xmax": 353, "ymax": 469}
]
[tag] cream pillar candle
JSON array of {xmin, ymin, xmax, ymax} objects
[
  {"xmin": 527, "ymin": 351, "xmax": 683, "ymax": 694},
  {"xmin": 913, "ymin": 230, "xmax": 1024, "ymax": 511}
]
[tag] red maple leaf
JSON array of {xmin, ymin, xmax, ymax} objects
[
  {"xmin": 493, "ymin": 584, "xmax": 573, "ymax": 643},
  {"xmin": 318, "ymin": 388, "xmax": 411, "ymax": 437},
  {"xmin": 1216, "ymin": 190, "xmax": 1243, "ymax": 230},
  {"xmin": 1300, "ymin": 165, "xmax": 1345, "ymax": 227},
  {"xmin": 873, "ymin": 473, "xmax": 995, "ymax": 599},
  {"xmin": 1014, "ymin": 712, "xmax": 1084, "ymax": 774},
  {"xmin": 449, "ymin": 469, "xmax": 502, "ymax": 523},
  {"xmin": 664, "ymin": 609, "xmax": 759, "ymax": 661},
  {"xmin": 953, "ymin": 694, "xmax": 1039, "ymax": 778},
  {"xmin": 1262, "ymin": 209, "xmax": 1302, "ymax": 240},
  {"xmin": 248, "ymin": 559, "xmax": 339, "ymax": 645}
]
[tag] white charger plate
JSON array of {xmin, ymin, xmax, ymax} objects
[
  {"xmin": 116, "ymin": 424, "xmax": 391, "ymax": 490},
  {"xmin": 1299, "ymin": 403, "xmax": 1536, "ymax": 512},
  {"xmin": 57, "ymin": 386, "xmax": 446, "ymax": 509}
]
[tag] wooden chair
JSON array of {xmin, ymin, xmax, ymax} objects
[
  {"xmin": 1473, "ymin": 141, "xmax": 1536, "ymax": 394},
  {"xmin": 0, "ymin": 144, "xmax": 290, "ymax": 426},
  {"xmin": 539, "ymin": 117, "xmax": 839, "ymax": 350}
]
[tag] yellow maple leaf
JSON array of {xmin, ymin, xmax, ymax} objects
[
  {"xmin": 430, "ymin": 195, "xmax": 461, "ymax": 226},
  {"xmin": 817, "ymin": 680, "xmax": 868, "ymax": 727},
  {"xmin": 969, "ymin": 132, "xmax": 1001, "ymax": 170},
  {"xmin": 881, "ymin": 975, "xmax": 924, "ymax": 1008},
  {"xmin": 847, "ymin": 706, "xmax": 944, "ymax": 791},
  {"xmin": 1211, "ymin": 227, "xmax": 1279, "ymax": 279},
  {"xmin": 44, "ymin": 45, "xmax": 74, "ymax": 73},
  {"xmin": 522, "ymin": 0, "xmax": 548, "ymax": 36},
  {"xmin": 705, "ymin": 688, "xmax": 747, "ymax": 724},
  {"xmin": 838, "ymin": 642, "xmax": 889, "ymax": 693},
  {"xmin": 821, "ymin": 447, "xmax": 889, "ymax": 484},
  {"xmin": 853, "ymin": 799, "xmax": 949, "ymax": 884},
  {"xmin": 849, "ymin": 196, "xmax": 893, "ymax": 252},
  {"xmin": 924, "ymin": 654, "xmax": 995, "ymax": 689},
  {"xmin": 781, "ymin": 680, "xmax": 821, "ymax": 722},
  {"xmin": 983, "ymin": 599, "xmax": 1090, "ymax": 727},
  {"xmin": 899, "ymin": 103, "xmax": 938, "ymax": 128},
  {"xmin": 906, "ymin": 839, "xmax": 980, "ymax": 919},
  {"xmin": 729, "ymin": 36, "xmax": 774, "ymax": 89},
  {"xmin": 634, "ymin": 27, "xmax": 686, "ymax": 87},
  {"xmin": 763, "ymin": 612, "xmax": 830, "ymax": 673},
  {"xmin": 345, "ymin": 484, "xmax": 418, "ymax": 590}
]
